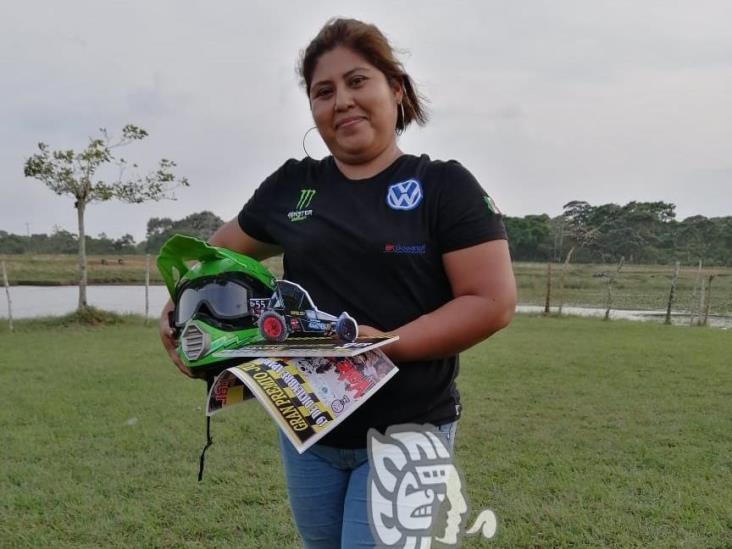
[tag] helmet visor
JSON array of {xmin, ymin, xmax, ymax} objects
[{"xmin": 175, "ymin": 280, "xmax": 250, "ymax": 326}]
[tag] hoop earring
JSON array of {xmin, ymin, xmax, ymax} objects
[
  {"xmin": 396, "ymin": 102, "xmax": 406, "ymax": 135},
  {"xmin": 302, "ymin": 126, "xmax": 318, "ymax": 159}
]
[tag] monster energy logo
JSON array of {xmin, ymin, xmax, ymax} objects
[
  {"xmin": 289, "ymin": 188, "xmax": 316, "ymax": 222},
  {"xmin": 296, "ymin": 189, "xmax": 316, "ymax": 210}
]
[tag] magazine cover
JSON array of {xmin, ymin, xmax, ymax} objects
[{"xmin": 206, "ymin": 349, "xmax": 398, "ymax": 453}]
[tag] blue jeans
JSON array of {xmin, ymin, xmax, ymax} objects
[{"xmin": 278, "ymin": 422, "xmax": 458, "ymax": 549}]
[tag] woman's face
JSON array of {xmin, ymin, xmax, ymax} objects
[{"xmin": 309, "ymin": 46, "xmax": 402, "ymax": 165}]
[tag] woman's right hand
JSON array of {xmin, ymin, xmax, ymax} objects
[{"xmin": 159, "ymin": 300, "xmax": 194, "ymax": 378}]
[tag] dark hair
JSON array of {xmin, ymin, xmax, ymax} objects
[{"xmin": 299, "ymin": 18, "xmax": 428, "ymax": 133}]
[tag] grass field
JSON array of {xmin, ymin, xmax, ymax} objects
[
  {"xmin": 0, "ymin": 254, "xmax": 285, "ymax": 286},
  {"xmin": 1, "ymin": 315, "xmax": 730, "ymax": 547},
  {"xmin": 3, "ymin": 254, "xmax": 731, "ymax": 315}
]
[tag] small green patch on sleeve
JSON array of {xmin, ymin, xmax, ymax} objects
[{"xmin": 483, "ymin": 195, "xmax": 501, "ymax": 215}]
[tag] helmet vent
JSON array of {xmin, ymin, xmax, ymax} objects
[{"xmin": 181, "ymin": 324, "xmax": 209, "ymax": 361}]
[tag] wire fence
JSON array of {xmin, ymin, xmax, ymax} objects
[
  {"xmin": 515, "ymin": 261, "xmax": 732, "ymax": 328},
  {"xmin": 1, "ymin": 255, "xmax": 730, "ymax": 328}
]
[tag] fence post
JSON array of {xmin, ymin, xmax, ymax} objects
[
  {"xmin": 688, "ymin": 259, "xmax": 703, "ymax": 326},
  {"xmin": 664, "ymin": 261, "xmax": 680, "ymax": 325},
  {"xmin": 144, "ymin": 254, "xmax": 150, "ymax": 326},
  {"xmin": 604, "ymin": 256, "xmax": 625, "ymax": 321},
  {"xmin": 558, "ymin": 246, "xmax": 575, "ymax": 316},
  {"xmin": 2, "ymin": 261, "xmax": 13, "ymax": 332},
  {"xmin": 696, "ymin": 277, "xmax": 706, "ymax": 326},
  {"xmin": 702, "ymin": 274, "xmax": 715, "ymax": 327},
  {"xmin": 544, "ymin": 262, "xmax": 552, "ymax": 315}
]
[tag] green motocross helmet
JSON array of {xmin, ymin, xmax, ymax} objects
[{"xmin": 157, "ymin": 234, "xmax": 276, "ymax": 378}]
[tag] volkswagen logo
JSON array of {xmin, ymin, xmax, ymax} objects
[{"xmin": 386, "ymin": 179, "xmax": 423, "ymax": 211}]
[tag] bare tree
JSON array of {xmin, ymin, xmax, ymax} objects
[
  {"xmin": 557, "ymin": 246, "xmax": 575, "ymax": 315},
  {"xmin": 24, "ymin": 125, "xmax": 188, "ymax": 311},
  {"xmin": 603, "ymin": 256, "xmax": 625, "ymax": 321}
]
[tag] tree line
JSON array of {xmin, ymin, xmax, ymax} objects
[
  {"xmin": 2, "ymin": 201, "xmax": 731, "ymax": 265},
  {"xmin": 0, "ymin": 211, "xmax": 223, "ymax": 256},
  {"xmin": 504, "ymin": 201, "xmax": 732, "ymax": 266}
]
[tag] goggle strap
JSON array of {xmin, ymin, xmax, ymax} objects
[{"xmin": 197, "ymin": 379, "xmax": 215, "ymax": 482}]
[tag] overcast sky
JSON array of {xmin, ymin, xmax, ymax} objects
[{"xmin": 2, "ymin": 0, "xmax": 731, "ymax": 242}]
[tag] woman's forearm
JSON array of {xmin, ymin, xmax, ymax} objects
[{"xmin": 376, "ymin": 292, "xmax": 515, "ymax": 362}]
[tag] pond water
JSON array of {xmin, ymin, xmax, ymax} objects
[
  {"xmin": 0, "ymin": 285, "xmax": 170, "ymax": 319},
  {"xmin": 516, "ymin": 305, "xmax": 732, "ymax": 329},
  {"xmin": 1, "ymin": 285, "xmax": 730, "ymax": 329}
]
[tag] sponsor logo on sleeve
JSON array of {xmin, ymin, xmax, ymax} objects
[
  {"xmin": 288, "ymin": 188, "xmax": 316, "ymax": 222},
  {"xmin": 384, "ymin": 243, "xmax": 427, "ymax": 255},
  {"xmin": 387, "ymin": 179, "xmax": 423, "ymax": 211}
]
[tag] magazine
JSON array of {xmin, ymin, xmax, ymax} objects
[{"xmin": 206, "ymin": 348, "xmax": 398, "ymax": 453}]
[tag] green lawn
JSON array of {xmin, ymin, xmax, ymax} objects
[{"xmin": 1, "ymin": 316, "xmax": 730, "ymax": 547}]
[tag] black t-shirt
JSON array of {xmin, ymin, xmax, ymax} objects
[{"xmin": 238, "ymin": 153, "xmax": 506, "ymax": 448}]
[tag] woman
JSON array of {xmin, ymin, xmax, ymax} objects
[{"xmin": 161, "ymin": 17, "xmax": 516, "ymax": 548}]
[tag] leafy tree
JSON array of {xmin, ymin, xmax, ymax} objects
[
  {"xmin": 47, "ymin": 228, "xmax": 79, "ymax": 254},
  {"xmin": 145, "ymin": 217, "xmax": 174, "ymax": 240},
  {"xmin": 86, "ymin": 232, "xmax": 114, "ymax": 255},
  {"xmin": 558, "ymin": 200, "xmax": 680, "ymax": 264},
  {"xmin": 618, "ymin": 202, "xmax": 675, "ymax": 263},
  {"xmin": 113, "ymin": 234, "xmax": 137, "ymax": 254},
  {"xmin": 23, "ymin": 125, "xmax": 188, "ymax": 310},
  {"xmin": 0, "ymin": 231, "xmax": 26, "ymax": 254},
  {"xmin": 677, "ymin": 215, "xmax": 718, "ymax": 264},
  {"xmin": 144, "ymin": 211, "xmax": 224, "ymax": 253},
  {"xmin": 504, "ymin": 214, "xmax": 553, "ymax": 261}
]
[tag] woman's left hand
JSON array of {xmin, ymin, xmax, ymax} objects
[
  {"xmin": 357, "ymin": 324, "xmax": 388, "ymax": 338},
  {"xmin": 358, "ymin": 324, "xmax": 406, "ymax": 361}
]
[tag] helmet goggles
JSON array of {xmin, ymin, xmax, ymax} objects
[{"xmin": 175, "ymin": 276, "xmax": 255, "ymax": 328}]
